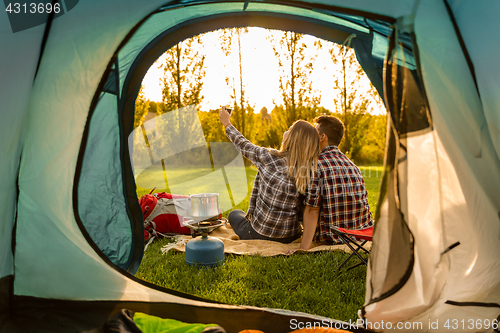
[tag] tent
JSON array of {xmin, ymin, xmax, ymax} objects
[{"xmin": 1, "ymin": 0, "xmax": 499, "ymax": 331}]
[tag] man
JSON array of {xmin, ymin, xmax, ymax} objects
[{"xmin": 298, "ymin": 115, "xmax": 373, "ymax": 250}]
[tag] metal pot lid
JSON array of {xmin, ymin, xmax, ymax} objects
[{"xmin": 190, "ymin": 193, "xmax": 219, "ymax": 198}]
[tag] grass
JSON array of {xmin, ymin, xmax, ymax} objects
[
  {"xmin": 359, "ymin": 165, "xmax": 384, "ymax": 217},
  {"xmin": 137, "ymin": 239, "xmax": 368, "ymax": 322},
  {"xmin": 135, "ymin": 164, "xmax": 383, "ymax": 322}
]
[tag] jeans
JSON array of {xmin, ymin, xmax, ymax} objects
[{"xmin": 228, "ymin": 209, "xmax": 301, "ymax": 244}]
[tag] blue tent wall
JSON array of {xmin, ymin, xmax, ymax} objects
[
  {"xmin": 0, "ymin": 12, "xmax": 46, "ymax": 280},
  {"xmin": 450, "ymin": 0, "xmax": 500, "ymax": 169}
]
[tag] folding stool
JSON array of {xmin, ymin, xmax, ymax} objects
[{"xmin": 332, "ymin": 226, "xmax": 373, "ymax": 271}]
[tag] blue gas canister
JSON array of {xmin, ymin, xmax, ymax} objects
[
  {"xmin": 185, "ymin": 234, "xmax": 224, "ymax": 267},
  {"xmin": 183, "ymin": 218, "xmax": 226, "ymax": 267}
]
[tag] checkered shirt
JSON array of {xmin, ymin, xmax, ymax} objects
[
  {"xmin": 225, "ymin": 125, "xmax": 301, "ymax": 238},
  {"xmin": 305, "ymin": 146, "xmax": 373, "ymax": 243}
]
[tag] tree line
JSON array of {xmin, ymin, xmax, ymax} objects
[{"xmin": 134, "ymin": 29, "xmax": 387, "ymax": 165}]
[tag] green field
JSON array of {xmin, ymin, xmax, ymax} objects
[
  {"xmin": 360, "ymin": 166, "xmax": 383, "ymax": 217},
  {"xmin": 136, "ymin": 165, "xmax": 382, "ymax": 217},
  {"xmin": 136, "ymin": 165, "xmax": 258, "ymax": 218},
  {"xmin": 135, "ymin": 165, "xmax": 383, "ymax": 322},
  {"xmin": 137, "ymin": 240, "xmax": 369, "ymax": 322}
]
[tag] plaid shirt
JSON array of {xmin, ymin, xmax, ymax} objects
[
  {"xmin": 305, "ymin": 146, "xmax": 373, "ymax": 243},
  {"xmin": 225, "ymin": 125, "xmax": 301, "ymax": 238}
]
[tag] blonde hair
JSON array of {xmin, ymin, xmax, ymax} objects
[{"xmin": 270, "ymin": 120, "xmax": 320, "ymax": 194}]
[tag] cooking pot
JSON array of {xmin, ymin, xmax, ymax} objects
[{"xmin": 190, "ymin": 193, "xmax": 219, "ymax": 221}]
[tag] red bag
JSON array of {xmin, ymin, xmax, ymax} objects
[{"xmin": 139, "ymin": 193, "xmax": 192, "ymax": 241}]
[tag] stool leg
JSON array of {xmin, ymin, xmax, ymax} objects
[{"xmin": 336, "ymin": 236, "xmax": 369, "ymax": 271}]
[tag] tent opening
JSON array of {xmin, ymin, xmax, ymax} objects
[
  {"xmin": 129, "ymin": 28, "xmax": 387, "ymax": 312},
  {"xmin": 73, "ymin": 0, "xmax": 431, "ymax": 321}
]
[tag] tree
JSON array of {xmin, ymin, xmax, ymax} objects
[
  {"xmin": 357, "ymin": 113, "xmax": 387, "ymax": 164},
  {"xmin": 219, "ymin": 28, "xmax": 255, "ymax": 139},
  {"xmin": 323, "ymin": 39, "xmax": 385, "ymax": 161},
  {"xmin": 134, "ymin": 84, "xmax": 149, "ymax": 129},
  {"xmin": 264, "ymin": 105, "xmax": 289, "ymax": 149},
  {"xmin": 155, "ymin": 36, "xmax": 207, "ymax": 157},
  {"xmin": 159, "ymin": 36, "xmax": 206, "ymax": 113},
  {"xmin": 328, "ymin": 42, "xmax": 362, "ymax": 155},
  {"xmin": 148, "ymin": 101, "xmax": 159, "ymax": 115},
  {"xmin": 198, "ymin": 109, "xmax": 229, "ymax": 144},
  {"xmin": 270, "ymin": 31, "xmax": 321, "ymax": 129}
]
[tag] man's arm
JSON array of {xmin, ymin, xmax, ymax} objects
[{"xmin": 300, "ymin": 205, "xmax": 320, "ymax": 250}]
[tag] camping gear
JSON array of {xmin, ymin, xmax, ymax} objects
[
  {"xmin": 183, "ymin": 217, "xmax": 227, "ymax": 266},
  {"xmin": 190, "ymin": 193, "xmax": 220, "ymax": 221},
  {"xmin": 140, "ymin": 193, "xmax": 224, "ymax": 250},
  {"xmin": 133, "ymin": 312, "xmax": 226, "ymax": 333},
  {"xmin": 139, "ymin": 193, "xmax": 192, "ymax": 240},
  {"xmin": 93, "ymin": 309, "xmax": 226, "ymax": 333},
  {"xmin": 332, "ymin": 227, "xmax": 373, "ymax": 271},
  {"xmin": 2, "ymin": 0, "xmax": 500, "ymax": 332}
]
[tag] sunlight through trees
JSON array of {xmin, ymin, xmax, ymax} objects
[{"xmin": 135, "ymin": 28, "xmax": 387, "ymax": 164}]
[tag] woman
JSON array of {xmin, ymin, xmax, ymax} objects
[{"xmin": 219, "ymin": 106, "xmax": 320, "ymax": 243}]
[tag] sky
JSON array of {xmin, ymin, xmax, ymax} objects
[{"xmin": 141, "ymin": 27, "xmax": 385, "ymax": 115}]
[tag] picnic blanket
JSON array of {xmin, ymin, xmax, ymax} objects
[{"xmin": 161, "ymin": 224, "xmax": 371, "ymax": 257}]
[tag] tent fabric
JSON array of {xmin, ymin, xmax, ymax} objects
[
  {"xmin": 78, "ymin": 92, "xmax": 136, "ymax": 271},
  {"xmin": 364, "ymin": 0, "xmax": 500, "ymax": 325},
  {"xmin": 450, "ymin": 0, "xmax": 500, "ymax": 168},
  {"xmin": 2, "ymin": 279, "xmax": 369, "ymax": 333},
  {"xmin": 1, "ymin": 0, "xmax": 500, "ymax": 332},
  {"xmin": 12, "ymin": 0, "xmax": 166, "ymax": 299},
  {"xmin": 409, "ymin": 0, "xmax": 500, "ymax": 323},
  {"xmin": 0, "ymin": 18, "xmax": 45, "ymax": 280}
]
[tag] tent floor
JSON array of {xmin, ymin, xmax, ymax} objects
[{"xmin": 1, "ymin": 276, "xmax": 372, "ymax": 333}]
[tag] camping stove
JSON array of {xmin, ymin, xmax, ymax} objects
[{"xmin": 183, "ymin": 217, "xmax": 227, "ymax": 267}]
